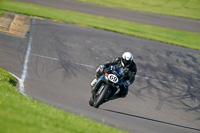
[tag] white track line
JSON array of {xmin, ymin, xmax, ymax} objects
[
  {"xmin": 74, "ymin": 62, "xmax": 96, "ymax": 68},
  {"xmin": 32, "ymin": 54, "xmax": 59, "ymax": 61},
  {"xmin": 8, "ymin": 72, "xmax": 28, "ymax": 96},
  {"xmin": 8, "ymin": 72, "xmax": 21, "ymax": 82},
  {"xmin": 31, "ymin": 53, "xmax": 96, "ymax": 68},
  {"xmin": 19, "ymin": 19, "xmax": 35, "ymax": 95}
]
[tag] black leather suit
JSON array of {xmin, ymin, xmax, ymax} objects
[{"xmin": 96, "ymin": 57, "xmax": 137, "ymax": 97}]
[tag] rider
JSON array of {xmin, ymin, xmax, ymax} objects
[{"xmin": 91, "ymin": 52, "xmax": 137, "ymax": 98}]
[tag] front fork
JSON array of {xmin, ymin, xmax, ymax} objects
[
  {"xmin": 91, "ymin": 82, "xmax": 105, "ymax": 99},
  {"xmin": 91, "ymin": 77, "xmax": 104, "ymax": 95}
]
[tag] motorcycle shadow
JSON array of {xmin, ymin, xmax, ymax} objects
[{"xmin": 103, "ymin": 93, "xmax": 122, "ymax": 104}]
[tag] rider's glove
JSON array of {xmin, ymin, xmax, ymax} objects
[
  {"xmin": 124, "ymin": 80, "xmax": 130, "ymax": 87},
  {"xmin": 99, "ymin": 65, "xmax": 105, "ymax": 72}
]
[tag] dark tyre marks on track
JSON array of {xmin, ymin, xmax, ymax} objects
[{"xmin": 20, "ymin": 19, "xmax": 200, "ymax": 133}]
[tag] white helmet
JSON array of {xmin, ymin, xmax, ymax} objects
[{"xmin": 121, "ymin": 52, "xmax": 133, "ymax": 67}]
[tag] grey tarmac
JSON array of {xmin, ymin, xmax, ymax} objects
[{"xmin": 0, "ymin": 18, "xmax": 200, "ymax": 133}]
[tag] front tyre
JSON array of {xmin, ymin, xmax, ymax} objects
[
  {"xmin": 93, "ymin": 85, "xmax": 109, "ymax": 108},
  {"xmin": 89, "ymin": 96, "xmax": 94, "ymax": 106}
]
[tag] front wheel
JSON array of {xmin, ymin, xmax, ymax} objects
[
  {"xmin": 89, "ymin": 96, "xmax": 94, "ymax": 106},
  {"xmin": 93, "ymin": 85, "xmax": 109, "ymax": 108}
]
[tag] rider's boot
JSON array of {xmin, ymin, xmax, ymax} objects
[
  {"xmin": 115, "ymin": 86, "xmax": 128, "ymax": 98},
  {"xmin": 116, "ymin": 89, "xmax": 128, "ymax": 98}
]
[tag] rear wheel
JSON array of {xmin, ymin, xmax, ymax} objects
[{"xmin": 93, "ymin": 85, "xmax": 109, "ymax": 108}]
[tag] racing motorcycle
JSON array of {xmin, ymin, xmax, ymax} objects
[{"xmin": 89, "ymin": 64, "xmax": 125, "ymax": 108}]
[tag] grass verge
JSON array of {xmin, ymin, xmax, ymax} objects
[
  {"xmin": 0, "ymin": 0, "xmax": 200, "ymax": 50},
  {"xmin": 0, "ymin": 68, "xmax": 127, "ymax": 133},
  {"xmin": 77, "ymin": 0, "xmax": 200, "ymax": 20},
  {"xmin": 0, "ymin": 10, "xmax": 3, "ymax": 16}
]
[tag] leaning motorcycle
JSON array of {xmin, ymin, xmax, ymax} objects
[{"xmin": 89, "ymin": 64, "xmax": 125, "ymax": 108}]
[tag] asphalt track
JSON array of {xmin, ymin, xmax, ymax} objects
[
  {"xmin": 15, "ymin": 0, "xmax": 200, "ymax": 33},
  {"xmin": 1, "ymin": 18, "xmax": 200, "ymax": 133},
  {"xmin": 0, "ymin": 1, "xmax": 200, "ymax": 133}
]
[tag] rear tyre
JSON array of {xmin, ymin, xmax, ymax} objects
[{"xmin": 93, "ymin": 85, "xmax": 109, "ymax": 108}]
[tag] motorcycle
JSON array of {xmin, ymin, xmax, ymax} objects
[{"xmin": 89, "ymin": 64, "xmax": 125, "ymax": 108}]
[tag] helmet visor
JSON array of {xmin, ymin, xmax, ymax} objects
[{"xmin": 122, "ymin": 58, "xmax": 131, "ymax": 66}]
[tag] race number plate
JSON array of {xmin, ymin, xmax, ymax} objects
[{"xmin": 108, "ymin": 74, "xmax": 119, "ymax": 83}]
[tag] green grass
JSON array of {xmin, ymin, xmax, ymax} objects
[
  {"xmin": 0, "ymin": 0, "xmax": 199, "ymax": 50},
  {"xmin": 0, "ymin": 10, "xmax": 3, "ymax": 16},
  {"xmin": 0, "ymin": 68, "xmax": 127, "ymax": 133},
  {"xmin": 77, "ymin": 0, "xmax": 200, "ymax": 20}
]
